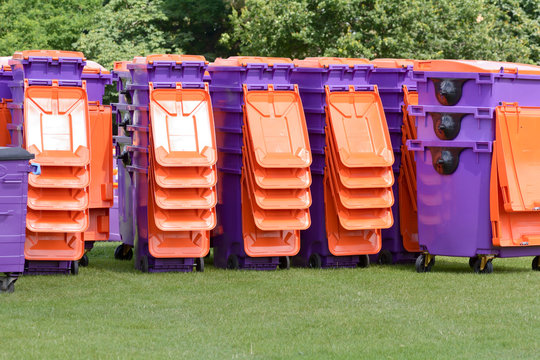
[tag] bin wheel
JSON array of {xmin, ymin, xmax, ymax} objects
[
  {"xmin": 125, "ymin": 248, "xmax": 133, "ymax": 261},
  {"xmin": 358, "ymin": 255, "xmax": 370, "ymax": 268},
  {"xmin": 468, "ymin": 256, "xmax": 478, "ymax": 269},
  {"xmin": 279, "ymin": 256, "xmax": 290, "ymax": 270},
  {"xmin": 71, "ymin": 260, "xmax": 79, "ymax": 275},
  {"xmin": 227, "ymin": 254, "xmax": 239, "ymax": 270},
  {"xmin": 196, "ymin": 257, "xmax": 204, "ymax": 272},
  {"xmin": 0, "ymin": 278, "xmax": 15, "ymax": 294},
  {"xmin": 415, "ymin": 254, "xmax": 434, "ymax": 273},
  {"xmin": 377, "ymin": 250, "xmax": 393, "ymax": 265},
  {"xmin": 114, "ymin": 244, "xmax": 124, "ymax": 260},
  {"xmin": 140, "ymin": 256, "xmax": 149, "ymax": 273},
  {"xmin": 79, "ymin": 254, "xmax": 89, "ymax": 267},
  {"xmin": 308, "ymin": 253, "xmax": 322, "ymax": 269},
  {"xmin": 6, "ymin": 282, "xmax": 14, "ymax": 293},
  {"xmin": 473, "ymin": 258, "xmax": 493, "ymax": 274},
  {"xmin": 532, "ymin": 256, "xmax": 540, "ymax": 271}
]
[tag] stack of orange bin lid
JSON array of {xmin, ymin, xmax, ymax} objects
[{"xmin": 324, "ymin": 85, "xmax": 395, "ymax": 257}]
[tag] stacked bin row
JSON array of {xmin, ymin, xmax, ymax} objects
[
  {"xmin": 291, "ymin": 58, "xmax": 394, "ymax": 268},
  {"xmin": 367, "ymin": 59, "xmax": 420, "ymax": 264},
  {"xmin": 118, "ymin": 55, "xmax": 217, "ymax": 272},
  {"xmin": 208, "ymin": 57, "xmax": 312, "ymax": 270},
  {"xmin": 8, "ymin": 51, "xmax": 93, "ymax": 274},
  {"xmin": 408, "ymin": 60, "xmax": 540, "ymax": 273}
]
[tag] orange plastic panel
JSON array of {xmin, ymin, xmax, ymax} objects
[
  {"xmin": 84, "ymin": 208, "xmax": 109, "ymax": 241},
  {"xmin": 13, "ymin": 50, "xmax": 85, "ymax": 60},
  {"xmin": 241, "ymin": 179, "xmax": 300, "ymax": 257},
  {"xmin": 414, "ymin": 59, "xmax": 540, "ymax": 75},
  {"xmin": 371, "ymin": 59, "xmax": 414, "ymax": 69},
  {"xmin": 243, "ymin": 155, "xmax": 311, "ymax": 209},
  {"xmin": 490, "ymin": 149, "xmax": 540, "ymax": 247},
  {"xmin": 324, "ymin": 176, "xmax": 381, "ymax": 255},
  {"xmin": 145, "ymin": 54, "xmax": 206, "ymax": 64},
  {"xmin": 26, "ymin": 209, "xmax": 89, "ymax": 233},
  {"xmin": 402, "ymin": 85, "xmax": 418, "ymax": 140},
  {"xmin": 398, "ymin": 172, "xmax": 420, "ymax": 252},
  {"xmin": 243, "ymin": 177, "xmax": 310, "ymax": 231},
  {"xmin": 327, "ymin": 171, "xmax": 393, "ymax": 230},
  {"xmin": 29, "ymin": 166, "xmax": 89, "ymax": 188},
  {"xmin": 113, "ymin": 61, "xmax": 130, "ymax": 72},
  {"xmin": 88, "ymin": 104, "xmax": 113, "ymax": 208},
  {"xmin": 326, "ymin": 86, "xmax": 393, "ymax": 168},
  {"xmin": 325, "ymin": 126, "xmax": 394, "ymax": 188},
  {"xmin": 149, "ymin": 83, "xmax": 217, "ymax": 167},
  {"xmin": 153, "ymin": 161, "xmax": 217, "ymax": 188},
  {"xmin": 243, "ymin": 85, "xmax": 311, "ymax": 168},
  {"xmin": 152, "ymin": 207, "xmax": 216, "ymax": 231},
  {"xmin": 295, "ymin": 57, "xmax": 370, "ymax": 68},
  {"xmin": 147, "ymin": 193, "xmax": 209, "ymax": 258},
  {"xmin": 495, "ymin": 105, "xmax": 540, "ymax": 212},
  {"xmin": 212, "ymin": 57, "xmax": 292, "ymax": 67},
  {"xmin": 24, "ymin": 84, "xmax": 90, "ymax": 166},
  {"xmin": 243, "ymin": 129, "xmax": 311, "ymax": 189},
  {"xmin": 153, "ymin": 184, "xmax": 217, "ymax": 210},
  {"xmin": 0, "ymin": 101, "xmax": 12, "ymax": 146},
  {"xmin": 27, "ymin": 186, "xmax": 89, "ymax": 211},
  {"xmin": 327, "ymin": 149, "xmax": 393, "ymax": 209},
  {"xmin": 24, "ymin": 231, "xmax": 84, "ymax": 261}
]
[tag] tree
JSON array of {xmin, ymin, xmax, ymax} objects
[
  {"xmin": 0, "ymin": 0, "xmax": 101, "ymax": 56},
  {"xmin": 75, "ymin": 0, "xmax": 173, "ymax": 69},
  {"xmin": 221, "ymin": 0, "xmax": 540, "ymax": 64}
]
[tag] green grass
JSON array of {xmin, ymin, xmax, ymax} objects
[{"xmin": 1, "ymin": 243, "xmax": 538, "ymax": 360}]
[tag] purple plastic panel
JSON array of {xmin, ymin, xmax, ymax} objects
[
  {"xmin": 384, "ymin": 109, "xmax": 403, "ymax": 130},
  {"xmin": 216, "ymin": 129, "xmax": 243, "ymax": 151},
  {"xmin": 217, "ymin": 150, "xmax": 242, "ymax": 175},
  {"xmin": 9, "ymin": 56, "xmax": 85, "ymax": 82},
  {"xmin": 310, "ymin": 153, "xmax": 325, "ymax": 175},
  {"xmin": 82, "ymin": 71, "xmax": 112, "ymax": 102},
  {"xmin": 24, "ymin": 260, "xmax": 72, "ymax": 275},
  {"xmin": 0, "ymin": 67, "xmax": 12, "ymax": 100},
  {"xmin": 378, "ymin": 88, "xmax": 405, "ymax": 109},
  {"xmin": 309, "ymin": 132, "xmax": 325, "ymax": 155},
  {"xmin": 369, "ymin": 66, "xmax": 415, "ymax": 90},
  {"xmin": 410, "ymin": 104, "xmax": 494, "ymax": 142},
  {"xmin": 413, "ymin": 70, "xmax": 540, "ymax": 107},
  {"xmin": 209, "ymin": 63, "xmax": 294, "ymax": 88},
  {"xmin": 128, "ymin": 60, "xmax": 207, "ymax": 86}
]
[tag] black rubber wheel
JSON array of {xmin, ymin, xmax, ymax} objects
[
  {"xmin": 140, "ymin": 256, "xmax": 149, "ymax": 273},
  {"xmin": 227, "ymin": 254, "xmax": 239, "ymax": 270},
  {"xmin": 415, "ymin": 254, "xmax": 434, "ymax": 273},
  {"xmin": 473, "ymin": 258, "xmax": 493, "ymax": 274},
  {"xmin": 308, "ymin": 253, "xmax": 322, "ymax": 269},
  {"xmin": 125, "ymin": 247, "xmax": 133, "ymax": 261},
  {"xmin": 358, "ymin": 254, "xmax": 370, "ymax": 268},
  {"xmin": 114, "ymin": 244, "xmax": 124, "ymax": 260},
  {"xmin": 469, "ymin": 256, "xmax": 478, "ymax": 269},
  {"xmin": 79, "ymin": 253, "xmax": 89, "ymax": 267},
  {"xmin": 70, "ymin": 260, "xmax": 79, "ymax": 275},
  {"xmin": 377, "ymin": 250, "xmax": 393, "ymax": 265},
  {"xmin": 196, "ymin": 257, "xmax": 204, "ymax": 272},
  {"xmin": 532, "ymin": 256, "xmax": 540, "ymax": 271},
  {"xmin": 279, "ymin": 256, "xmax": 290, "ymax": 270}
]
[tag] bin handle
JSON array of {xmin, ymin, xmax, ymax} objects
[{"xmin": 31, "ymin": 163, "xmax": 41, "ymax": 175}]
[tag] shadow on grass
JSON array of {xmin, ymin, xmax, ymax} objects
[{"xmin": 374, "ymin": 259, "xmax": 532, "ymax": 274}]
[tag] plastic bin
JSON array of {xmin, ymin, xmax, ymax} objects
[{"xmin": 9, "ymin": 50, "xmax": 86, "ymax": 82}]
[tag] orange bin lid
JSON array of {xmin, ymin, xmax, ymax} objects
[
  {"xmin": 490, "ymin": 150, "xmax": 540, "ymax": 247},
  {"xmin": 24, "ymin": 84, "xmax": 90, "ymax": 167},
  {"xmin": 242, "ymin": 177, "xmax": 310, "ymax": 231},
  {"xmin": 326, "ymin": 86, "xmax": 393, "ymax": 168},
  {"xmin": 26, "ymin": 209, "xmax": 89, "ymax": 233},
  {"xmin": 294, "ymin": 57, "xmax": 370, "ymax": 68},
  {"xmin": 414, "ymin": 59, "xmax": 540, "ymax": 76},
  {"xmin": 495, "ymin": 104, "xmax": 540, "ymax": 212},
  {"xmin": 325, "ymin": 126, "xmax": 394, "ymax": 188},
  {"xmin": 147, "ymin": 194, "xmax": 210, "ymax": 258},
  {"xmin": 324, "ymin": 176, "xmax": 381, "ymax": 256},
  {"xmin": 326, "ymin": 172, "xmax": 393, "ymax": 230},
  {"xmin": 13, "ymin": 50, "xmax": 85, "ymax": 60},
  {"xmin": 145, "ymin": 54, "xmax": 207, "ymax": 64},
  {"xmin": 25, "ymin": 231, "xmax": 84, "ymax": 261},
  {"xmin": 212, "ymin": 56, "xmax": 292, "ymax": 67},
  {"xmin": 27, "ymin": 186, "xmax": 89, "ymax": 211},
  {"xmin": 243, "ymin": 155, "xmax": 311, "ymax": 210},
  {"xmin": 371, "ymin": 58, "xmax": 414, "ymax": 68},
  {"xmin": 149, "ymin": 83, "xmax": 217, "ymax": 167},
  {"xmin": 398, "ymin": 172, "xmax": 420, "ymax": 252},
  {"xmin": 153, "ymin": 162, "xmax": 217, "ymax": 188},
  {"xmin": 29, "ymin": 165, "xmax": 90, "ymax": 189},
  {"xmin": 327, "ymin": 149, "xmax": 393, "ymax": 209},
  {"xmin": 241, "ymin": 179, "xmax": 300, "ymax": 257},
  {"xmin": 152, "ymin": 206, "xmax": 216, "ymax": 231},
  {"xmin": 153, "ymin": 184, "xmax": 217, "ymax": 210},
  {"xmin": 243, "ymin": 127, "xmax": 311, "ymax": 189},
  {"xmin": 113, "ymin": 61, "xmax": 131, "ymax": 72},
  {"xmin": 243, "ymin": 85, "xmax": 311, "ymax": 168}
]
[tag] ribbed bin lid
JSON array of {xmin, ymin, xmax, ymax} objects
[
  {"xmin": 0, "ymin": 146, "xmax": 35, "ymax": 160},
  {"xmin": 414, "ymin": 59, "xmax": 540, "ymax": 75}
]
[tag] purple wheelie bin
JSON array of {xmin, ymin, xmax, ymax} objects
[
  {"xmin": 0, "ymin": 147, "xmax": 38, "ymax": 293},
  {"xmin": 208, "ymin": 56, "xmax": 297, "ymax": 270},
  {"xmin": 409, "ymin": 60, "xmax": 540, "ymax": 273},
  {"xmin": 291, "ymin": 57, "xmax": 377, "ymax": 268}
]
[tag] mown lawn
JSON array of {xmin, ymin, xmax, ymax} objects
[{"xmin": 1, "ymin": 242, "xmax": 538, "ymax": 359}]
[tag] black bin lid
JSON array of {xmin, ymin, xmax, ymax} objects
[{"xmin": 0, "ymin": 147, "xmax": 35, "ymax": 161}]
